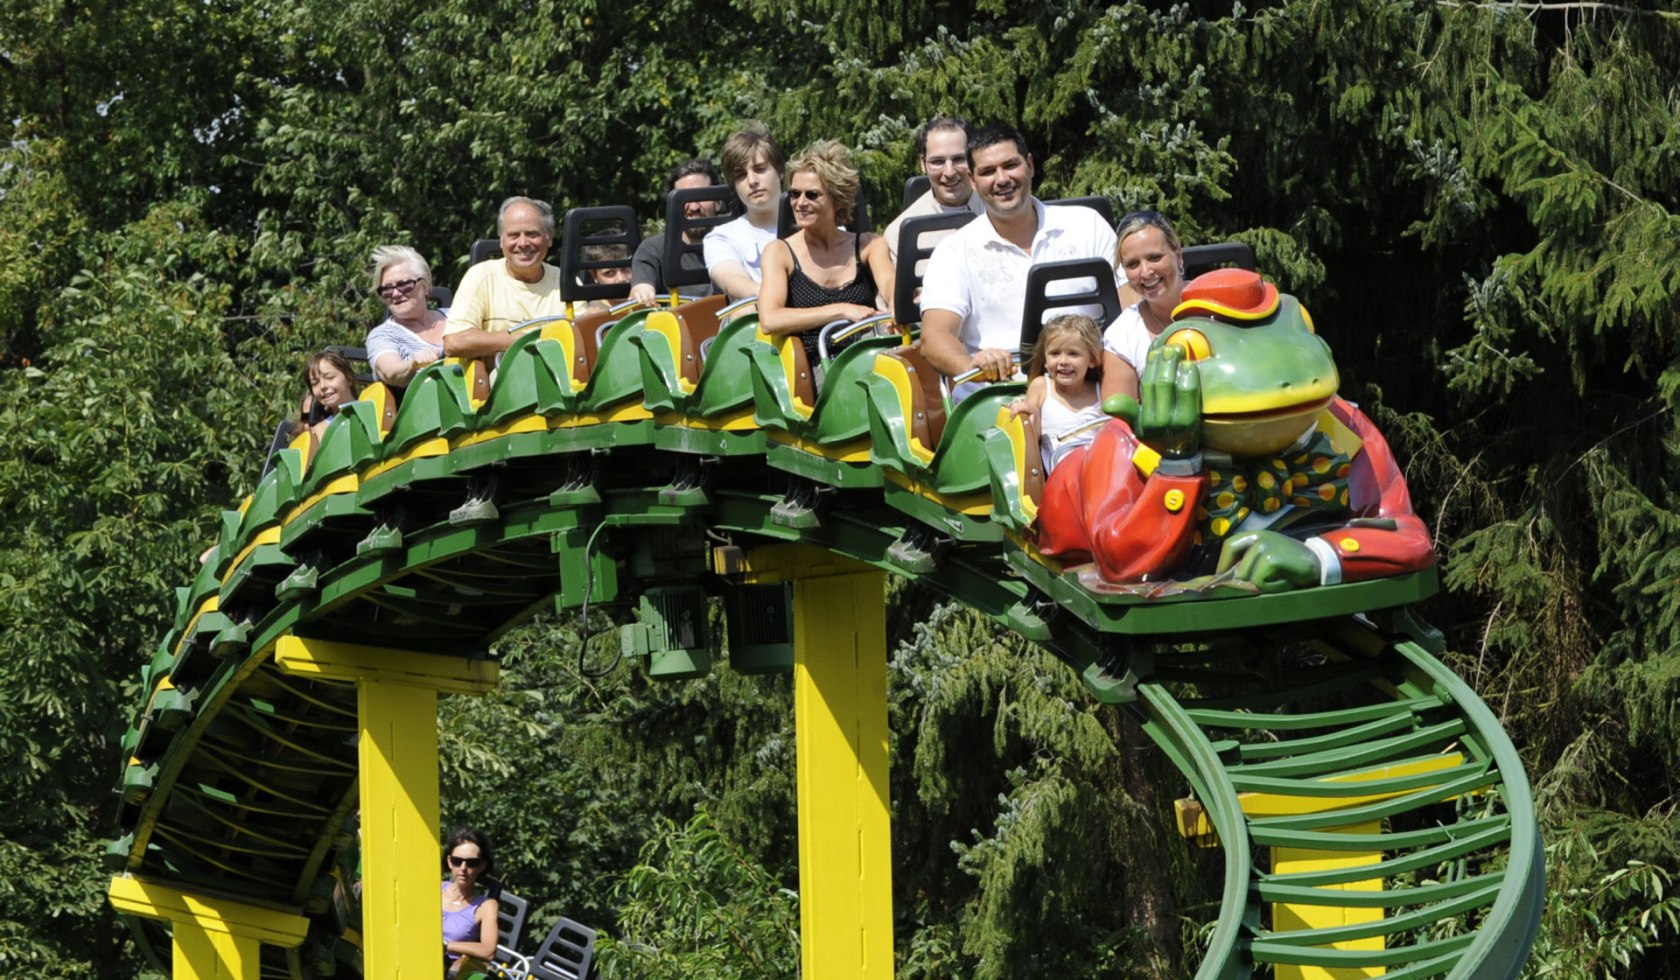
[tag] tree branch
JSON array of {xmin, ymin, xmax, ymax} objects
[{"xmin": 1435, "ymin": 0, "xmax": 1680, "ymax": 20}]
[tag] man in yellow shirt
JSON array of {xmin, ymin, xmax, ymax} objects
[{"xmin": 443, "ymin": 197, "xmax": 568, "ymax": 359}]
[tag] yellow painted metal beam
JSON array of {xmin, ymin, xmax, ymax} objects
[
  {"xmin": 274, "ymin": 635, "xmax": 499, "ymax": 979},
  {"xmin": 1273, "ymin": 821, "xmax": 1384, "ymax": 980},
  {"xmin": 356, "ymin": 678, "xmax": 446, "ymax": 979},
  {"xmin": 108, "ymin": 875, "xmax": 309, "ymax": 980},
  {"xmin": 788, "ymin": 555, "xmax": 893, "ymax": 980},
  {"xmin": 272, "ymin": 636, "xmax": 498, "ymax": 694},
  {"xmin": 170, "ymin": 924, "xmax": 258, "ymax": 980},
  {"xmin": 1174, "ymin": 753, "xmax": 1467, "ymax": 837},
  {"xmin": 1172, "ymin": 755, "xmax": 1468, "ymax": 977},
  {"xmin": 713, "ymin": 542, "xmax": 874, "ymax": 583}
]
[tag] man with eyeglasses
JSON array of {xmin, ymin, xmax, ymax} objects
[
  {"xmin": 880, "ymin": 115, "xmax": 986, "ymax": 266},
  {"xmin": 443, "ymin": 196, "xmax": 568, "ymax": 359},
  {"xmin": 919, "ymin": 122, "xmax": 1127, "ymax": 398}
]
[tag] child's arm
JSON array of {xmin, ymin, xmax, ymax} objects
[{"xmin": 1009, "ymin": 375, "xmax": 1048, "ymax": 419}]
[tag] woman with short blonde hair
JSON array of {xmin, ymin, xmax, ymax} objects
[
  {"xmin": 365, "ymin": 244, "xmax": 448, "ymax": 387},
  {"xmin": 757, "ymin": 140, "xmax": 896, "ymax": 376}
]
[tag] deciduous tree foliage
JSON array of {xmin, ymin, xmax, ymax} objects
[{"xmin": 2, "ymin": 1, "xmax": 1677, "ymax": 976}]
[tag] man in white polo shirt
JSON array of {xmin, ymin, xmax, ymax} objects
[
  {"xmin": 919, "ymin": 123, "xmax": 1132, "ymax": 390},
  {"xmin": 442, "ymin": 196, "xmax": 568, "ymax": 360}
]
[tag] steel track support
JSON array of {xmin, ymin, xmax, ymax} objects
[
  {"xmin": 107, "ymin": 875, "xmax": 309, "ymax": 979},
  {"xmin": 274, "ymin": 636, "xmax": 499, "ymax": 979},
  {"xmin": 738, "ymin": 544, "xmax": 893, "ymax": 979}
]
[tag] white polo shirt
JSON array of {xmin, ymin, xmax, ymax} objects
[
  {"xmin": 919, "ymin": 200, "xmax": 1119, "ymax": 355},
  {"xmin": 1102, "ymin": 303, "xmax": 1151, "ymax": 374}
]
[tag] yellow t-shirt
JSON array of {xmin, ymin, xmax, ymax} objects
[{"xmin": 444, "ymin": 260, "xmax": 567, "ymax": 334}]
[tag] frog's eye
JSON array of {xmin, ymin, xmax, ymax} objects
[
  {"xmin": 1165, "ymin": 329, "xmax": 1211, "ymax": 361},
  {"xmin": 1301, "ymin": 306, "xmax": 1315, "ymax": 334}
]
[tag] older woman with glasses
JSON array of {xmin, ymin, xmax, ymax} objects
[
  {"xmin": 758, "ymin": 140, "xmax": 895, "ymax": 369},
  {"xmin": 366, "ymin": 244, "xmax": 448, "ymax": 388},
  {"xmin": 1101, "ymin": 210, "xmax": 1187, "ymax": 400},
  {"xmin": 441, "ymin": 826, "xmax": 499, "ymax": 978}
]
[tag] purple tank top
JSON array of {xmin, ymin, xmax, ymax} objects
[{"xmin": 442, "ymin": 882, "xmax": 486, "ymax": 961}]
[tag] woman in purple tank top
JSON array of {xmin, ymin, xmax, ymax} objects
[
  {"xmin": 759, "ymin": 140, "xmax": 898, "ymax": 370},
  {"xmin": 442, "ymin": 827, "xmax": 500, "ymax": 977}
]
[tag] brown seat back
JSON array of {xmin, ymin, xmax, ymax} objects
[
  {"xmin": 879, "ymin": 344, "xmax": 947, "ymax": 455},
  {"xmin": 1017, "ymin": 411, "xmax": 1046, "ymax": 510},
  {"xmin": 672, "ymin": 294, "xmax": 729, "ymax": 385},
  {"xmin": 567, "ymin": 308, "xmax": 619, "ymax": 384}
]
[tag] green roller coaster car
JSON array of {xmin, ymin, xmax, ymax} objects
[{"xmin": 107, "ymin": 219, "xmax": 1540, "ymax": 979}]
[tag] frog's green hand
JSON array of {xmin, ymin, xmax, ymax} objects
[
  {"xmin": 1121, "ymin": 344, "xmax": 1202, "ymax": 459},
  {"xmin": 1102, "ymin": 393, "xmax": 1140, "ymax": 427},
  {"xmin": 1216, "ymin": 530, "xmax": 1322, "ymax": 593}
]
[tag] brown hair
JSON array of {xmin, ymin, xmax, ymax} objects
[
  {"xmin": 305, "ymin": 349, "xmax": 362, "ymax": 400},
  {"xmin": 1026, "ymin": 315, "xmax": 1103, "ymax": 383},
  {"xmin": 442, "ymin": 826, "xmax": 495, "ymax": 875},
  {"xmin": 720, "ymin": 122, "xmax": 785, "ymax": 186},
  {"xmin": 582, "ymin": 243, "xmax": 630, "ymax": 262}
]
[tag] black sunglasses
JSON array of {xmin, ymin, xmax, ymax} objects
[
  {"xmin": 447, "ymin": 854, "xmax": 484, "ymax": 869},
  {"xmin": 788, "ymin": 188, "xmax": 826, "ymax": 202},
  {"xmin": 376, "ymin": 277, "xmax": 423, "ymax": 297}
]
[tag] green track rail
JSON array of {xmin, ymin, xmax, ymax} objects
[{"xmin": 109, "ymin": 299, "xmax": 1541, "ymax": 977}]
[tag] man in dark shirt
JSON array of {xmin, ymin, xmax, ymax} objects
[{"xmin": 629, "ymin": 159, "xmax": 723, "ymax": 303}]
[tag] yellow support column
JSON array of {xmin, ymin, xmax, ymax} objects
[
  {"xmin": 721, "ymin": 544, "xmax": 893, "ymax": 977},
  {"xmin": 274, "ymin": 636, "xmax": 498, "ymax": 980},
  {"xmin": 1272, "ymin": 821, "xmax": 1384, "ymax": 980},
  {"xmin": 1176, "ymin": 753, "xmax": 1467, "ymax": 980},
  {"xmin": 108, "ymin": 875, "xmax": 309, "ymax": 980},
  {"xmin": 730, "ymin": 544, "xmax": 893, "ymax": 979}
]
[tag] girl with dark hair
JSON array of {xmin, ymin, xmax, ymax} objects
[{"xmin": 297, "ymin": 349, "xmax": 361, "ymax": 440}]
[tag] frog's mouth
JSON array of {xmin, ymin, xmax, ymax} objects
[
  {"xmin": 1203, "ymin": 394, "xmax": 1334, "ymax": 425},
  {"xmin": 1202, "ymin": 395, "xmax": 1334, "ymax": 455}
]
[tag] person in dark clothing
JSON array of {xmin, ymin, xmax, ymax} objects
[
  {"xmin": 757, "ymin": 140, "xmax": 896, "ymax": 368},
  {"xmin": 629, "ymin": 158, "xmax": 723, "ymax": 304}
]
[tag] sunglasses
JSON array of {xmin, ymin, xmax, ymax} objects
[
  {"xmin": 788, "ymin": 188, "xmax": 826, "ymax": 202},
  {"xmin": 447, "ymin": 854, "xmax": 485, "ymax": 869},
  {"xmin": 376, "ymin": 277, "xmax": 423, "ymax": 298}
]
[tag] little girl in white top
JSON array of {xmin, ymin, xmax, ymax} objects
[{"xmin": 1009, "ymin": 314, "xmax": 1108, "ymax": 473}]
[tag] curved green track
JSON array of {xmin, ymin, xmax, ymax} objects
[{"xmin": 110, "ymin": 295, "xmax": 1543, "ymax": 977}]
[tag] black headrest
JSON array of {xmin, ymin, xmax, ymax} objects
[
  {"xmin": 1044, "ymin": 195, "xmax": 1115, "ymax": 226},
  {"xmin": 662, "ymin": 185, "xmax": 736, "ymax": 291},
  {"xmin": 902, "ymin": 174, "xmax": 931, "ymax": 210},
  {"xmin": 1017, "ymin": 257, "xmax": 1123, "ymax": 355},
  {"xmin": 891, "ymin": 211, "xmax": 979, "ymax": 324},
  {"xmin": 559, "ymin": 206, "xmax": 641, "ymax": 302}
]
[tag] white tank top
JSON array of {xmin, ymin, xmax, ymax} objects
[{"xmin": 1038, "ymin": 388, "xmax": 1106, "ymax": 473}]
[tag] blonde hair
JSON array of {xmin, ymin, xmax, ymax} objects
[
  {"xmin": 1115, "ymin": 210, "xmax": 1182, "ymax": 253},
  {"xmin": 786, "ymin": 140, "xmax": 860, "ymax": 226},
  {"xmin": 1026, "ymin": 315, "xmax": 1103, "ymax": 383},
  {"xmin": 368, "ymin": 245, "xmax": 431, "ymax": 295}
]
